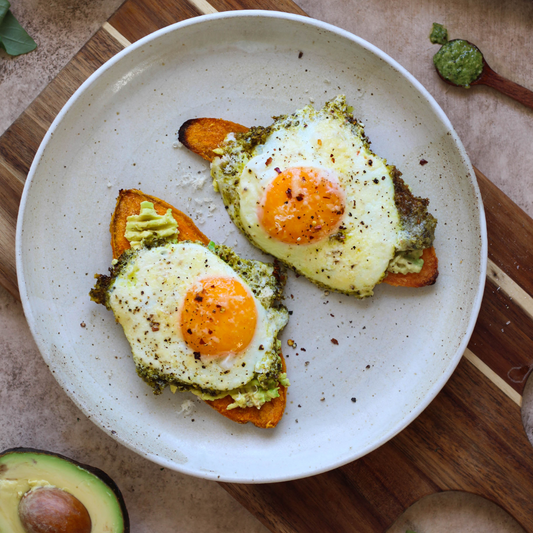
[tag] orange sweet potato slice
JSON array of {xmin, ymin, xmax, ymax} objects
[
  {"xmin": 110, "ymin": 188, "xmax": 287, "ymax": 428},
  {"xmin": 178, "ymin": 118, "xmax": 439, "ymax": 291},
  {"xmin": 178, "ymin": 118, "xmax": 249, "ymax": 162},
  {"xmin": 383, "ymin": 246, "xmax": 439, "ymax": 288}
]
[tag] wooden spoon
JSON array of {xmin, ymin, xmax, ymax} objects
[{"xmin": 436, "ymin": 40, "xmax": 533, "ymax": 111}]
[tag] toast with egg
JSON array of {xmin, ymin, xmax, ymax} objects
[
  {"xmin": 90, "ymin": 189, "xmax": 289, "ymax": 429},
  {"xmin": 179, "ymin": 96, "xmax": 439, "ymax": 296}
]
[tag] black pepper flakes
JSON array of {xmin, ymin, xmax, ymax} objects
[
  {"xmin": 420, "ymin": 159, "xmax": 428, "ymax": 166},
  {"xmin": 351, "ymin": 397, "xmax": 357, "ymax": 403}
]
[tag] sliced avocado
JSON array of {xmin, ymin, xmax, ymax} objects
[{"xmin": 0, "ymin": 448, "xmax": 129, "ymax": 533}]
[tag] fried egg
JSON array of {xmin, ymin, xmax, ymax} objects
[
  {"xmin": 211, "ymin": 96, "xmax": 436, "ymax": 297},
  {"xmin": 98, "ymin": 241, "xmax": 288, "ymax": 393}
]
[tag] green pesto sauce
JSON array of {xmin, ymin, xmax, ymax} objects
[
  {"xmin": 431, "ymin": 25, "xmax": 483, "ymax": 88},
  {"xmin": 429, "ymin": 23, "xmax": 448, "ymax": 45}
]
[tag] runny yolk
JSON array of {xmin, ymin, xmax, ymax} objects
[
  {"xmin": 258, "ymin": 166, "xmax": 345, "ymax": 245},
  {"xmin": 180, "ymin": 276, "xmax": 257, "ymax": 357}
]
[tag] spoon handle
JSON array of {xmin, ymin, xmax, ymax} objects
[{"xmin": 480, "ymin": 67, "xmax": 533, "ymax": 111}]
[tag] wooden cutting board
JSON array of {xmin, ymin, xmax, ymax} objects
[{"xmin": 1, "ymin": 0, "xmax": 533, "ymax": 530}]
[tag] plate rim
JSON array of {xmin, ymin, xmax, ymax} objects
[{"xmin": 16, "ymin": 10, "xmax": 488, "ymax": 483}]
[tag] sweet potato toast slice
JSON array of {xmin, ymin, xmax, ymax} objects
[
  {"xmin": 383, "ymin": 246, "xmax": 439, "ymax": 288},
  {"xmin": 110, "ymin": 189, "xmax": 287, "ymax": 428},
  {"xmin": 178, "ymin": 118, "xmax": 249, "ymax": 162},
  {"xmin": 179, "ymin": 118, "xmax": 439, "ymax": 291}
]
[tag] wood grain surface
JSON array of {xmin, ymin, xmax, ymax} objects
[
  {"xmin": 1, "ymin": 0, "xmax": 533, "ymax": 531},
  {"xmin": 225, "ymin": 358, "xmax": 533, "ymax": 532}
]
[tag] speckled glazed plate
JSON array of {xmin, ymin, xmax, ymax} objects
[{"xmin": 16, "ymin": 11, "xmax": 486, "ymax": 483}]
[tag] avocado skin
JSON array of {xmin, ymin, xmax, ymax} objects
[{"xmin": 0, "ymin": 447, "xmax": 130, "ymax": 533}]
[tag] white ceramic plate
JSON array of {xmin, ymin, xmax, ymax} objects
[{"xmin": 17, "ymin": 11, "xmax": 487, "ymax": 483}]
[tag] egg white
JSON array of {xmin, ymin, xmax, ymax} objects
[
  {"xmin": 107, "ymin": 242, "xmax": 286, "ymax": 392},
  {"xmin": 213, "ymin": 97, "xmax": 401, "ymax": 297}
]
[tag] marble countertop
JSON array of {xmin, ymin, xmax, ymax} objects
[{"xmin": 1, "ymin": 0, "xmax": 532, "ymax": 531}]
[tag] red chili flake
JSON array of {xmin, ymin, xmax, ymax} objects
[
  {"xmin": 194, "ymin": 295, "xmax": 203, "ymax": 302},
  {"xmin": 420, "ymin": 159, "xmax": 428, "ymax": 166},
  {"xmin": 298, "ymin": 51, "xmax": 303, "ymax": 58},
  {"xmin": 274, "ymin": 167, "xmax": 282, "ymax": 174},
  {"xmin": 286, "ymin": 188, "xmax": 292, "ymax": 198},
  {"xmin": 266, "ymin": 156, "xmax": 273, "ymax": 166},
  {"xmin": 80, "ymin": 322, "xmax": 86, "ymax": 328},
  {"xmin": 296, "ymin": 194, "xmax": 304, "ymax": 201},
  {"xmin": 331, "ymin": 338, "xmax": 339, "ymax": 345}
]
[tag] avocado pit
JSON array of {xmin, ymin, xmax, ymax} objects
[{"xmin": 18, "ymin": 486, "xmax": 92, "ymax": 533}]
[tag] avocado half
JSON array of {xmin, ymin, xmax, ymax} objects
[{"xmin": 0, "ymin": 448, "xmax": 130, "ymax": 532}]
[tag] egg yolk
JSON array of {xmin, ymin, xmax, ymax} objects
[
  {"xmin": 258, "ymin": 167, "xmax": 345, "ymax": 244},
  {"xmin": 180, "ymin": 276, "xmax": 257, "ymax": 356}
]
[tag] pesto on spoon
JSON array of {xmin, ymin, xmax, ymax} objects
[
  {"xmin": 430, "ymin": 23, "xmax": 483, "ymax": 88},
  {"xmin": 429, "ymin": 23, "xmax": 533, "ymax": 110}
]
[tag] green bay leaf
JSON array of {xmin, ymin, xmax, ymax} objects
[
  {"xmin": 0, "ymin": 0, "xmax": 10, "ymax": 26},
  {"xmin": 0, "ymin": 8, "xmax": 37, "ymax": 56}
]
